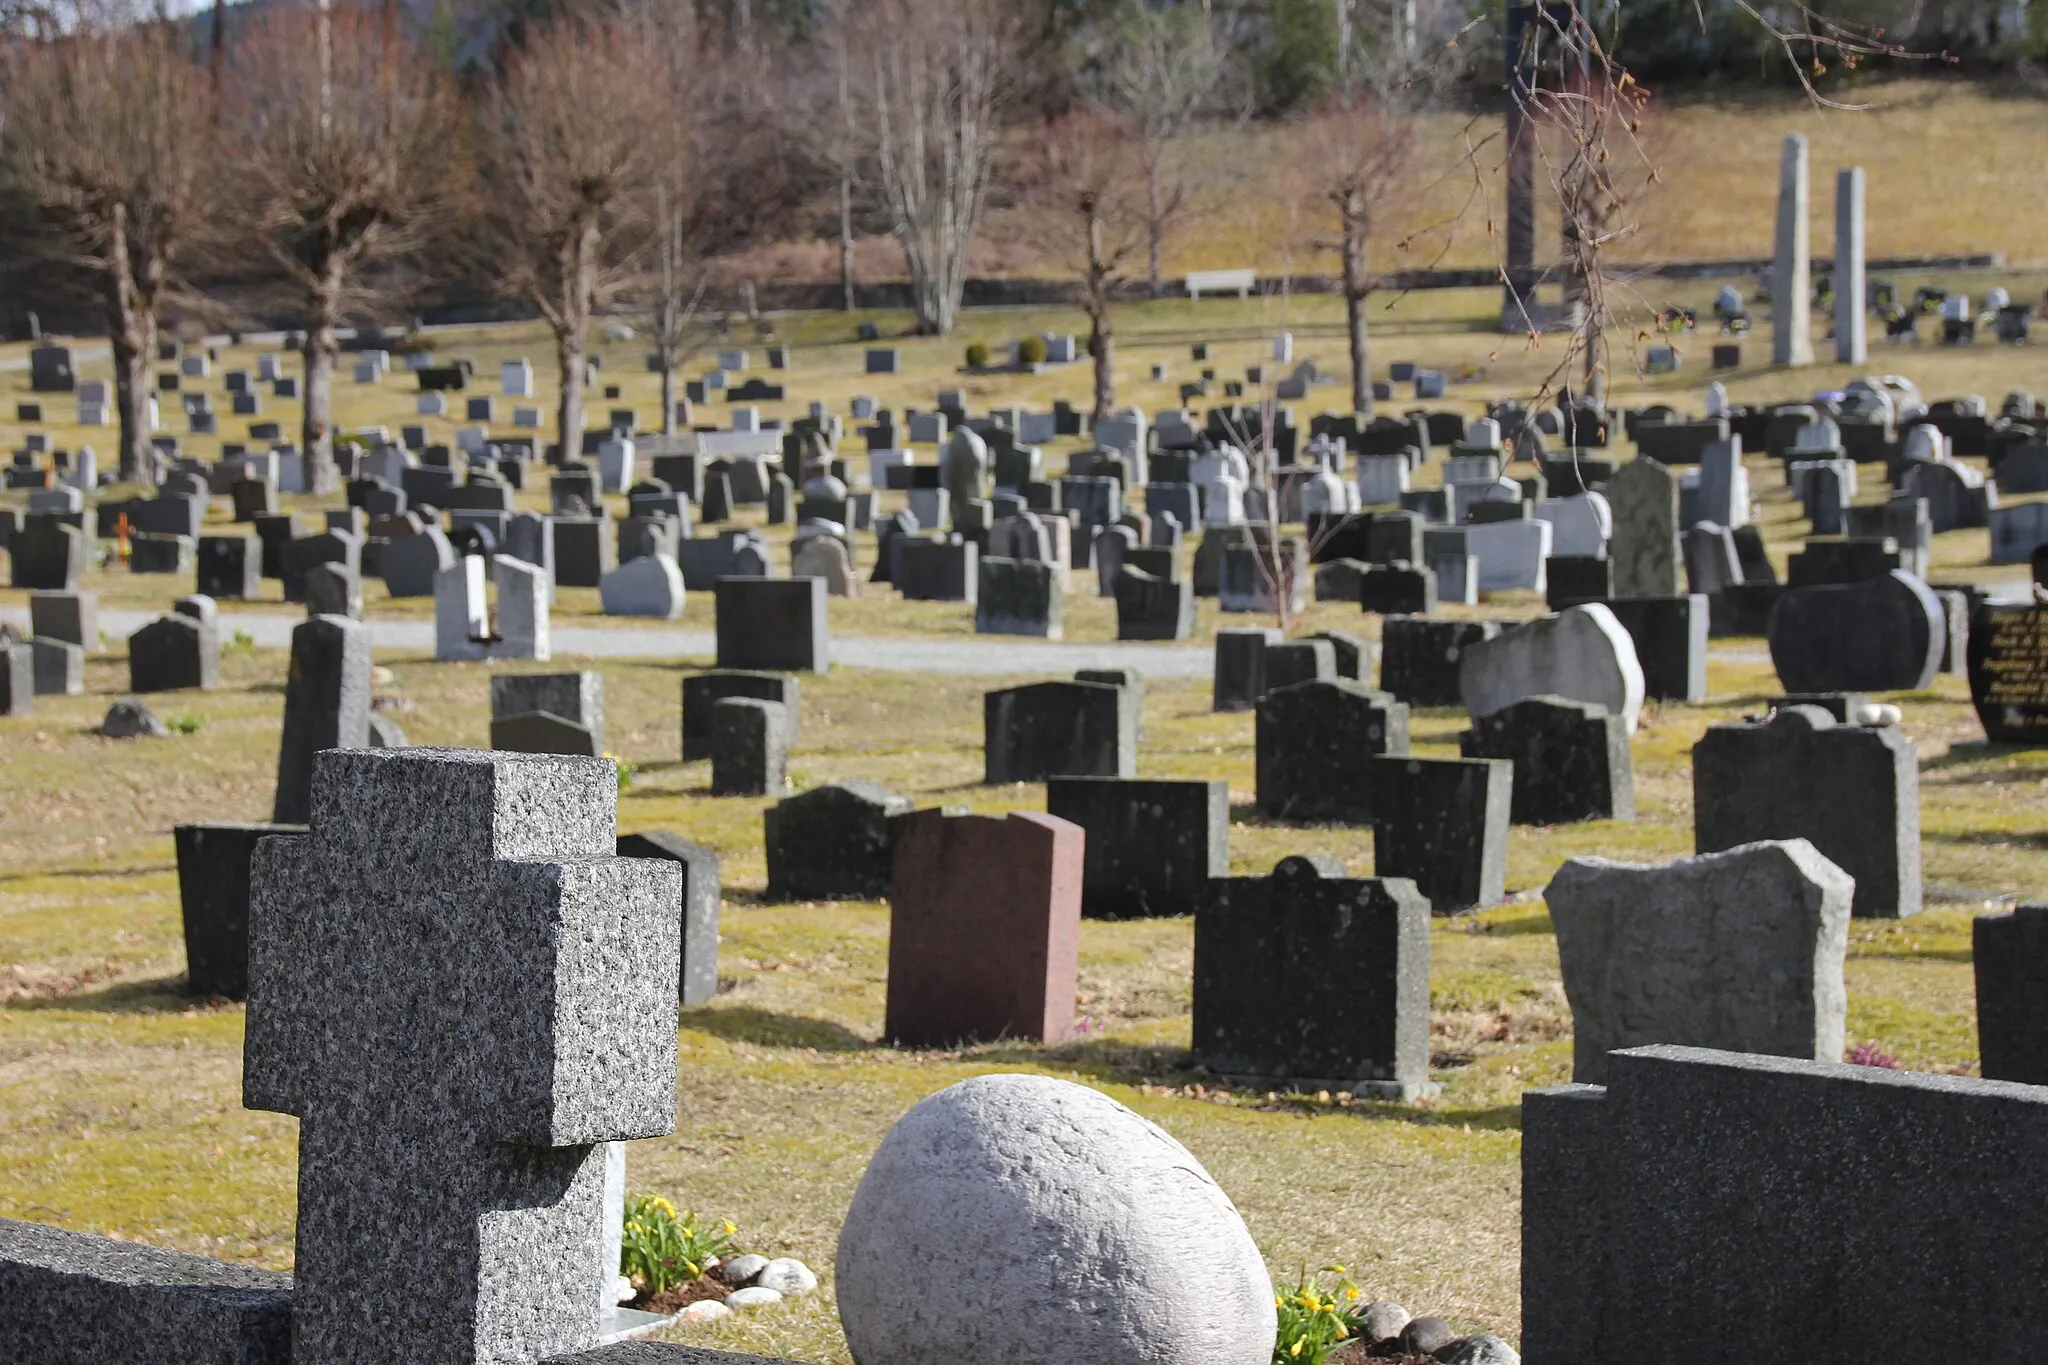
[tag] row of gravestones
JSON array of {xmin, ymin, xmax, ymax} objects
[{"xmin": 18, "ymin": 747, "xmax": 2048, "ymax": 1365}]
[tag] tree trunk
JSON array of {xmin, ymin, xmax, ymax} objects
[
  {"xmin": 103, "ymin": 206, "xmax": 155, "ymax": 486},
  {"xmin": 1342, "ymin": 205, "xmax": 1373, "ymax": 420},
  {"xmin": 840, "ymin": 172, "xmax": 856, "ymax": 312},
  {"xmin": 1091, "ymin": 309, "xmax": 1115, "ymax": 424},
  {"xmin": 111, "ymin": 320, "xmax": 152, "ymax": 488},
  {"xmin": 556, "ymin": 323, "xmax": 587, "ymax": 465},
  {"xmin": 1146, "ymin": 158, "xmax": 1164, "ymax": 297},
  {"xmin": 660, "ymin": 343, "xmax": 677, "ymax": 438},
  {"xmin": 302, "ymin": 257, "xmax": 343, "ymax": 494}
]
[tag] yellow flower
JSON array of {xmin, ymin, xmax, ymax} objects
[{"xmin": 1289, "ymin": 1340, "xmax": 1304, "ymax": 1358}]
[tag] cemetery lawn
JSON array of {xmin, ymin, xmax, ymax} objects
[{"xmin": 2, "ymin": 637, "xmax": 2041, "ymax": 1359}]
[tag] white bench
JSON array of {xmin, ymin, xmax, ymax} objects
[{"xmin": 1185, "ymin": 269, "xmax": 1257, "ymax": 300}]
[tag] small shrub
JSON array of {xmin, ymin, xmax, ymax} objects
[
  {"xmin": 164, "ymin": 714, "xmax": 203, "ymax": 735},
  {"xmin": 1848, "ymin": 1042, "xmax": 1900, "ymax": 1069},
  {"xmin": 1017, "ymin": 335, "xmax": 1048, "ymax": 365},
  {"xmin": 227, "ymin": 630, "xmax": 256, "ymax": 655},
  {"xmin": 1273, "ymin": 1266, "xmax": 1363, "ymax": 1365},
  {"xmin": 965, "ymin": 341, "xmax": 990, "ymax": 368},
  {"xmin": 606, "ymin": 752, "xmax": 635, "ymax": 792},
  {"xmin": 620, "ymin": 1195, "xmax": 738, "ymax": 1296}
]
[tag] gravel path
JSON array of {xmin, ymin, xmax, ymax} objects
[{"xmin": 2, "ymin": 607, "xmax": 1220, "ymax": 678}]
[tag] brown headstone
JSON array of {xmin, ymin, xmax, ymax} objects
[{"xmin": 883, "ymin": 809, "xmax": 1083, "ymax": 1047}]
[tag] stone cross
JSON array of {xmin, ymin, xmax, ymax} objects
[
  {"xmin": 245, "ymin": 748, "xmax": 682, "ymax": 1365},
  {"xmin": 1772, "ymin": 133, "xmax": 1813, "ymax": 366}
]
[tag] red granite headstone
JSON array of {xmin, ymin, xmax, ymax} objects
[{"xmin": 884, "ymin": 809, "xmax": 1084, "ymax": 1047}]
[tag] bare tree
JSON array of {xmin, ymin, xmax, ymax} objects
[
  {"xmin": 224, "ymin": 5, "xmax": 453, "ymax": 491},
  {"xmin": 1041, "ymin": 107, "xmax": 1147, "ymax": 424},
  {"xmin": 831, "ymin": 0, "xmax": 1020, "ymax": 335},
  {"xmin": 1098, "ymin": 3, "xmax": 1231, "ymax": 296},
  {"xmin": 1299, "ymin": 0, "xmax": 1442, "ymax": 420},
  {"xmin": 480, "ymin": 17, "xmax": 653, "ymax": 462},
  {"xmin": 0, "ymin": 19, "xmax": 213, "ymax": 484}
]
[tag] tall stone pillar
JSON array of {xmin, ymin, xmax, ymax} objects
[
  {"xmin": 1772, "ymin": 133, "xmax": 1814, "ymax": 367},
  {"xmin": 1835, "ymin": 166, "xmax": 1867, "ymax": 365}
]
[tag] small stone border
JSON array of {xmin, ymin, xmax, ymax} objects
[{"xmin": 1331, "ymin": 1299, "xmax": 1520, "ymax": 1365}]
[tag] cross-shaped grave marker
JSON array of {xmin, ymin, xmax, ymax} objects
[{"xmin": 245, "ymin": 747, "xmax": 682, "ymax": 1365}]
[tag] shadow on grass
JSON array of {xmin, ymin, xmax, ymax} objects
[
  {"xmin": 1923, "ymin": 740, "xmax": 2048, "ymax": 776},
  {"xmin": 12, "ymin": 974, "xmax": 224, "ymax": 1015},
  {"xmin": 967, "ymin": 1035, "xmax": 1525, "ymax": 1130},
  {"xmin": 681, "ymin": 1004, "xmax": 872, "ymax": 1053},
  {"xmin": 1923, "ymin": 828, "xmax": 2048, "ymax": 852}
]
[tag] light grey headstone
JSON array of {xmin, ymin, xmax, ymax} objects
[
  {"xmin": 1460, "ymin": 603, "xmax": 1645, "ymax": 733},
  {"xmin": 1548, "ymin": 838, "xmax": 1852, "ymax": 1084}
]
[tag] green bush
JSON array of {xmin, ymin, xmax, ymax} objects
[
  {"xmin": 965, "ymin": 341, "xmax": 990, "ymax": 368},
  {"xmin": 1272, "ymin": 1267, "xmax": 1364, "ymax": 1365},
  {"xmin": 619, "ymin": 1195, "xmax": 738, "ymax": 1297},
  {"xmin": 1017, "ymin": 335, "xmax": 1048, "ymax": 365}
]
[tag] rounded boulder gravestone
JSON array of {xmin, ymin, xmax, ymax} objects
[
  {"xmin": 836, "ymin": 1074, "xmax": 1276, "ymax": 1365},
  {"xmin": 1766, "ymin": 570, "xmax": 1942, "ymax": 695}
]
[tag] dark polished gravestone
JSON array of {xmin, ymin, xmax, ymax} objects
[
  {"xmin": 243, "ymin": 748, "xmax": 684, "ymax": 1365},
  {"xmin": 883, "ymin": 809, "xmax": 1084, "ymax": 1047},
  {"xmin": 710, "ymin": 697, "xmax": 789, "ymax": 797},
  {"xmin": 1693, "ymin": 705, "xmax": 1921, "ymax": 918},
  {"xmin": 617, "ymin": 831, "xmax": 722, "ymax": 1007},
  {"xmin": 1967, "ymin": 603, "xmax": 2048, "ymax": 743},
  {"xmin": 1255, "ymin": 679, "xmax": 1411, "ymax": 823},
  {"xmin": 491, "ymin": 711, "xmax": 602, "ymax": 758},
  {"xmin": 1523, "ymin": 1045, "xmax": 2048, "ymax": 1365},
  {"xmin": 714, "ymin": 576, "xmax": 828, "ymax": 674},
  {"xmin": 1358, "ymin": 562, "xmax": 1436, "ymax": 615},
  {"xmin": 1112, "ymin": 566, "xmax": 1193, "ymax": 640},
  {"xmin": 491, "ymin": 671, "xmax": 605, "ymax": 753},
  {"xmin": 1598, "ymin": 594, "xmax": 1708, "ymax": 702},
  {"xmin": 173, "ymin": 822, "xmax": 309, "ymax": 1000},
  {"xmin": 681, "ymin": 670, "xmax": 799, "ymax": 761},
  {"xmin": 1193, "ymin": 856, "xmax": 1433, "ymax": 1099},
  {"xmin": 1212, "ymin": 627, "xmax": 1281, "ymax": 711},
  {"xmin": 1766, "ymin": 570, "xmax": 1943, "ymax": 695},
  {"xmin": 762, "ymin": 780, "xmax": 914, "ymax": 902},
  {"xmin": 1044, "ymin": 777, "xmax": 1228, "ymax": 919},
  {"xmin": 128, "ymin": 612, "xmax": 220, "ymax": 693},
  {"xmin": 975, "ymin": 556, "xmax": 1062, "ymax": 638},
  {"xmin": 272, "ymin": 616, "xmax": 371, "ymax": 825},
  {"xmin": 1459, "ymin": 695, "xmax": 1634, "ymax": 825},
  {"xmin": 0, "ymin": 643, "xmax": 29, "ymax": 717},
  {"xmin": 984, "ymin": 680, "xmax": 1138, "ymax": 784},
  {"xmin": 9, "ymin": 518, "xmax": 86, "ymax": 591},
  {"xmin": 1370, "ymin": 755, "xmax": 1512, "ymax": 914},
  {"xmin": 197, "ymin": 535, "xmax": 264, "ymax": 599},
  {"xmin": 1378, "ymin": 617, "xmax": 1504, "ymax": 707}
]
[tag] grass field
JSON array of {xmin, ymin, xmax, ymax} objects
[{"xmin": 5, "ymin": 275, "xmax": 2048, "ymax": 1358}]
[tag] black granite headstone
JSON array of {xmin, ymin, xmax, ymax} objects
[
  {"xmin": 681, "ymin": 670, "xmax": 798, "ymax": 761},
  {"xmin": 616, "ymin": 831, "xmax": 722, "ymax": 1006},
  {"xmin": 1460, "ymin": 695, "xmax": 1634, "ymax": 824},
  {"xmin": 173, "ymin": 822, "xmax": 307, "ymax": 1000},
  {"xmin": 1044, "ymin": 777, "xmax": 1228, "ymax": 919},
  {"xmin": 983, "ymin": 680, "xmax": 1137, "ymax": 783},
  {"xmin": 1193, "ymin": 856, "xmax": 1432, "ymax": 1098},
  {"xmin": 1256, "ymin": 680, "xmax": 1412, "ymax": 823},
  {"xmin": 1370, "ymin": 755, "xmax": 1512, "ymax": 913},
  {"xmin": 763, "ymin": 780, "xmax": 913, "ymax": 901},
  {"xmin": 1379, "ymin": 617, "xmax": 1503, "ymax": 707},
  {"xmin": 1968, "ymin": 603, "xmax": 2048, "ymax": 743}
]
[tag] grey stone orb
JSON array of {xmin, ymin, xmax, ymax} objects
[{"xmin": 835, "ymin": 1074, "xmax": 1276, "ymax": 1365}]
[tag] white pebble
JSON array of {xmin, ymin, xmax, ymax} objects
[
  {"xmin": 679, "ymin": 1299, "xmax": 733, "ymax": 1324},
  {"xmin": 610, "ymin": 1274, "xmax": 636, "ymax": 1305},
  {"xmin": 720, "ymin": 1253, "xmax": 770, "ymax": 1284},
  {"xmin": 726, "ymin": 1286, "xmax": 785, "ymax": 1309},
  {"xmin": 1856, "ymin": 703, "xmax": 1903, "ymax": 727},
  {"xmin": 756, "ymin": 1257, "xmax": 818, "ymax": 1296}
]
